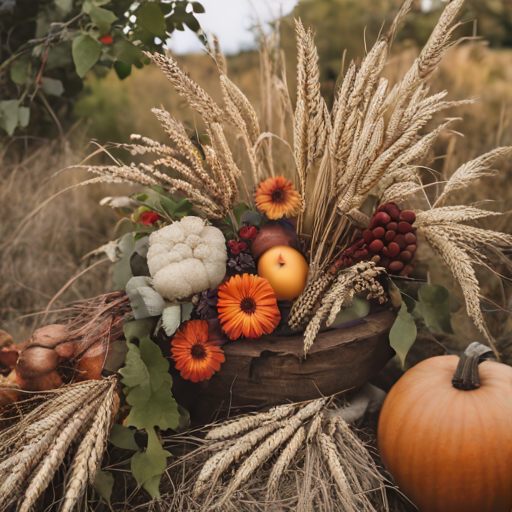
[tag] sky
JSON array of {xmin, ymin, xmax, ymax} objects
[
  {"xmin": 166, "ymin": 0, "xmax": 437, "ymax": 56},
  {"xmin": 167, "ymin": 0, "xmax": 299, "ymax": 55}
]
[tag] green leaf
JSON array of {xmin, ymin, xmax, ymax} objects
[
  {"xmin": 93, "ymin": 469, "xmax": 114, "ymax": 504},
  {"xmin": 122, "ymin": 338, "xmax": 179, "ymax": 430},
  {"xmin": 330, "ymin": 296, "xmax": 370, "ymax": 327},
  {"xmin": 41, "ymin": 77, "xmax": 64, "ymax": 96},
  {"xmin": 113, "ymin": 233, "xmax": 134, "ymax": 290},
  {"xmin": 114, "ymin": 60, "xmax": 132, "ymax": 79},
  {"xmin": 418, "ymin": 284, "xmax": 454, "ymax": 334},
  {"xmin": 18, "ymin": 107, "xmax": 30, "ymax": 128},
  {"xmin": 120, "ymin": 341, "xmax": 151, "ymax": 390},
  {"xmin": 125, "ymin": 276, "xmax": 166, "ymax": 319},
  {"xmin": 72, "ymin": 34, "xmax": 102, "ymax": 78},
  {"xmin": 162, "ymin": 305, "xmax": 181, "ymax": 336},
  {"xmin": 89, "ymin": 7, "xmax": 118, "ymax": 34},
  {"xmin": 137, "ymin": 3, "xmax": 167, "ymax": 37},
  {"xmin": 191, "ymin": 2, "xmax": 205, "ymax": 13},
  {"xmin": 54, "ymin": 0, "xmax": 73, "ymax": 15},
  {"xmin": 131, "ymin": 428, "xmax": 170, "ymax": 498},
  {"xmin": 10, "ymin": 59, "xmax": 29, "ymax": 85},
  {"xmin": 109, "ymin": 424, "xmax": 139, "ymax": 451},
  {"xmin": 113, "ymin": 40, "xmax": 143, "ymax": 66},
  {"xmin": 232, "ymin": 202, "xmax": 249, "ymax": 222},
  {"xmin": 0, "ymin": 100, "xmax": 20, "ymax": 136},
  {"xmin": 173, "ymin": 198, "xmax": 193, "ymax": 217},
  {"xmin": 389, "ymin": 302, "xmax": 417, "ymax": 368}
]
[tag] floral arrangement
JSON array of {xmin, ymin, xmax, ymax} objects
[{"xmin": 1, "ymin": 0, "xmax": 512, "ymax": 509}]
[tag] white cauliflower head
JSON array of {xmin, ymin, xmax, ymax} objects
[{"xmin": 147, "ymin": 216, "xmax": 227, "ymax": 300}]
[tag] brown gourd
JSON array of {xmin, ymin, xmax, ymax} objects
[{"xmin": 378, "ymin": 342, "xmax": 512, "ymax": 512}]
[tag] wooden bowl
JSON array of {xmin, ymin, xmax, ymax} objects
[{"xmin": 172, "ymin": 310, "xmax": 396, "ymax": 423}]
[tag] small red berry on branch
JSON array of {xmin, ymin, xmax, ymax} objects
[{"xmin": 328, "ymin": 202, "xmax": 418, "ymax": 277}]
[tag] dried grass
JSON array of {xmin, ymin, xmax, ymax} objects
[
  {"xmin": 125, "ymin": 398, "xmax": 389, "ymax": 512},
  {"xmin": 0, "ymin": 377, "xmax": 118, "ymax": 512}
]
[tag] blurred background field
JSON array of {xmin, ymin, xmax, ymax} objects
[{"xmin": 1, "ymin": 0, "xmax": 512, "ymax": 344}]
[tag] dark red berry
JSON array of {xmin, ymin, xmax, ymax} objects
[
  {"xmin": 394, "ymin": 234, "xmax": 406, "ymax": 249},
  {"xmin": 372, "ymin": 212, "xmax": 391, "ymax": 228},
  {"xmin": 377, "ymin": 204, "xmax": 387, "ymax": 212},
  {"xmin": 400, "ymin": 211, "xmax": 416, "ymax": 223},
  {"xmin": 385, "ymin": 202, "xmax": 397, "ymax": 213},
  {"xmin": 387, "ymin": 222, "xmax": 398, "ymax": 232},
  {"xmin": 373, "ymin": 227, "xmax": 385, "ymax": 239},
  {"xmin": 388, "ymin": 207, "xmax": 400, "ymax": 220},
  {"xmin": 382, "ymin": 246, "xmax": 390, "ymax": 258},
  {"xmin": 387, "ymin": 242, "xmax": 400, "ymax": 258},
  {"xmin": 363, "ymin": 230, "xmax": 374, "ymax": 244},
  {"xmin": 369, "ymin": 239, "xmax": 384, "ymax": 253},
  {"xmin": 380, "ymin": 257, "xmax": 391, "ymax": 268},
  {"xmin": 406, "ymin": 244, "xmax": 417, "ymax": 254},
  {"xmin": 400, "ymin": 251, "xmax": 413, "ymax": 262},
  {"xmin": 398, "ymin": 221, "xmax": 412, "ymax": 234},
  {"xmin": 404, "ymin": 232, "xmax": 417, "ymax": 245},
  {"xmin": 385, "ymin": 230, "xmax": 396, "ymax": 243},
  {"xmin": 389, "ymin": 261, "xmax": 404, "ymax": 272},
  {"xmin": 400, "ymin": 264, "xmax": 414, "ymax": 276}
]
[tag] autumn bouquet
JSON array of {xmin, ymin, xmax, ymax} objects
[{"xmin": 1, "ymin": 0, "xmax": 512, "ymax": 510}]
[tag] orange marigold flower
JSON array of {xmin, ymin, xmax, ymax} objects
[
  {"xmin": 217, "ymin": 274, "xmax": 281, "ymax": 340},
  {"xmin": 255, "ymin": 176, "xmax": 302, "ymax": 220},
  {"xmin": 171, "ymin": 320, "xmax": 225, "ymax": 383}
]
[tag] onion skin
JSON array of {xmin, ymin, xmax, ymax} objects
[
  {"xmin": 378, "ymin": 355, "xmax": 512, "ymax": 512},
  {"xmin": 16, "ymin": 347, "xmax": 59, "ymax": 380}
]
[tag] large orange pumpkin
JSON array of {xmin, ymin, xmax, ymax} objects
[{"xmin": 378, "ymin": 342, "xmax": 512, "ymax": 512}]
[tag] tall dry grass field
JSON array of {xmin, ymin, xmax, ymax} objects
[
  {"xmin": 0, "ymin": 139, "xmax": 118, "ymax": 341},
  {"xmin": 1, "ymin": 40, "xmax": 511, "ymax": 346}
]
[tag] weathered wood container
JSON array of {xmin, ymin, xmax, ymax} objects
[{"xmin": 171, "ymin": 310, "xmax": 396, "ymax": 423}]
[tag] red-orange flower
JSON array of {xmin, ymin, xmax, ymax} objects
[
  {"xmin": 255, "ymin": 176, "xmax": 302, "ymax": 220},
  {"xmin": 217, "ymin": 274, "xmax": 281, "ymax": 340},
  {"xmin": 171, "ymin": 320, "xmax": 225, "ymax": 382}
]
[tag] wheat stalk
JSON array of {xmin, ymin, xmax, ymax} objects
[{"xmin": 434, "ymin": 147, "xmax": 512, "ymax": 206}]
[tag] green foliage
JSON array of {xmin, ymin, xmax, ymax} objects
[
  {"xmin": 109, "ymin": 423, "xmax": 139, "ymax": 451},
  {"xmin": 119, "ymin": 322, "xmax": 181, "ymax": 497},
  {"xmin": 0, "ymin": 0, "xmax": 205, "ymax": 137},
  {"xmin": 418, "ymin": 284, "xmax": 454, "ymax": 335},
  {"xmin": 389, "ymin": 302, "xmax": 417, "ymax": 368},
  {"xmin": 93, "ymin": 469, "xmax": 115, "ymax": 504}
]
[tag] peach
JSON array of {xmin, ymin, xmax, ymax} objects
[{"xmin": 257, "ymin": 246, "xmax": 309, "ymax": 301}]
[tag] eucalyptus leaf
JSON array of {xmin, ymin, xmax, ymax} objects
[
  {"xmin": 72, "ymin": 34, "xmax": 102, "ymax": 78},
  {"xmin": 0, "ymin": 100, "xmax": 19, "ymax": 136},
  {"xmin": 126, "ymin": 276, "xmax": 165, "ymax": 319},
  {"xmin": 18, "ymin": 107, "xmax": 30, "ymax": 128},
  {"xmin": 113, "ymin": 233, "xmax": 134, "ymax": 290},
  {"xmin": 123, "ymin": 318, "xmax": 156, "ymax": 343},
  {"xmin": 10, "ymin": 59, "xmax": 29, "ymax": 85},
  {"xmin": 191, "ymin": 2, "xmax": 205, "ymax": 13},
  {"xmin": 389, "ymin": 302, "xmax": 417, "ymax": 368},
  {"xmin": 41, "ymin": 77, "xmax": 64, "ymax": 96},
  {"xmin": 181, "ymin": 302, "xmax": 193, "ymax": 322},
  {"xmin": 162, "ymin": 305, "xmax": 181, "ymax": 336},
  {"xmin": 93, "ymin": 469, "xmax": 114, "ymax": 504}
]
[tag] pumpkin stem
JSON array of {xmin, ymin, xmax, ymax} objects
[{"xmin": 452, "ymin": 342, "xmax": 496, "ymax": 391}]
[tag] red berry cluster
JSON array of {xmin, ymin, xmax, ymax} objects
[
  {"xmin": 363, "ymin": 203, "xmax": 417, "ymax": 276},
  {"xmin": 327, "ymin": 202, "xmax": 417, "ymax": 277}
]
